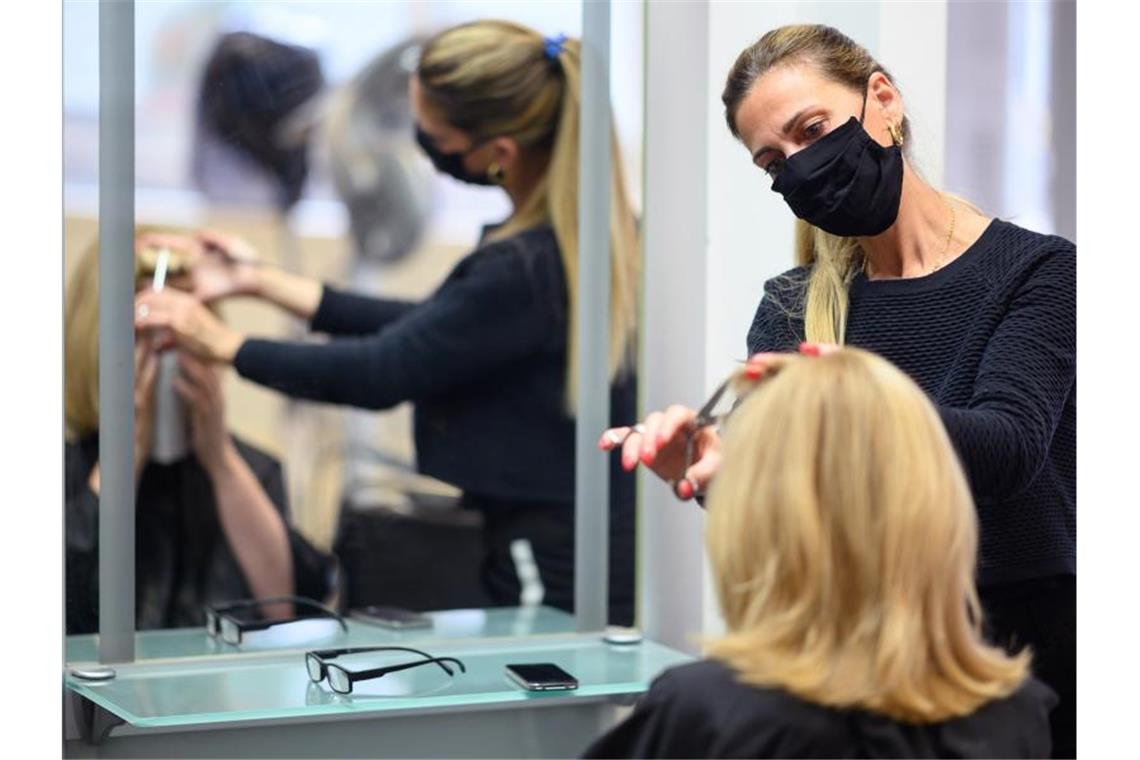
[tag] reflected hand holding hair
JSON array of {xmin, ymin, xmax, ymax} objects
[
  {"xmin": 135, "ymin": 288, "xmax": 245, "ymax": 364},
  {"xmin": 191, "ymin": 228, "xmax": 265, "ymax": 303},
  {"xmin": 598, "ymin": 344, "xmax": 837, "ymax": 501}
]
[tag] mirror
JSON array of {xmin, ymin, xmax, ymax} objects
[{"xmin": 64, "ymin": 0, "xmax": 645, "ymax": 659}]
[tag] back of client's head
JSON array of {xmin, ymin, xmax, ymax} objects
[{"xmin": 705, "ymin": 348, "xmax": 1029, "ymax": 723}]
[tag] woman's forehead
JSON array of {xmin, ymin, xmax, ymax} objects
[{"xmin": 735, "ymin": 65, "xmax": 851, "ymax": 144}]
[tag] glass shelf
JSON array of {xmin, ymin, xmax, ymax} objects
[
  {"xmin": 65, "ymin": 606, "xmax": 578, "ymax": 664},
  {"xmin": 64, "ymin": 635, "xmax": 693, "ymax": 729}
]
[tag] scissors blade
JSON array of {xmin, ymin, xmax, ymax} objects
[{"xmin": 694, "ymin": 376, "xmax": 732, "ymax": 428}]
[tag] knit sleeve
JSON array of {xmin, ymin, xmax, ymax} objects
[
  {"xmin": 938, "ymin": 244, "xmax": 1075, "ymax": 501},
  {"xmin": 234, "ymin": 246, "xmax": 556, "ymax": 411},
  {"xmin": 309, "ymin": 284, "xmax": 417, "ymax": 337},
  {"xmin": 746, "ymin": 268, "xmax": 808, "ymax": 356}
]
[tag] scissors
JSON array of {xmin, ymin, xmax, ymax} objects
[{"xmin": 677, "ymin": 375, "xmax": 735, "ymax": 499}]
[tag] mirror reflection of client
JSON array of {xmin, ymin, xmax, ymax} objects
[
  {"xmin": 64, "ymin": 231, "xmax": 337, "ymax": 635},
  {"xmin": 585, "ymin": 349, "xmax": 1055, "ymax": 759}
]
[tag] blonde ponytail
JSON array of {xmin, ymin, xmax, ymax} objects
[{"xmin": 418, "ymin": 21, "xmax": 639, "ymax": 411}]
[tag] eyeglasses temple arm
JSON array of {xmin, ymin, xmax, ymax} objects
[
  {"xmin": 308, "ymin": 645, "xmax": 437, "ymax": 661},
  {"xmin": 349, "ymin": 657, "xmax": 466, "ymax": 681}
]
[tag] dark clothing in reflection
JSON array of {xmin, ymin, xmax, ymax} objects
[
  {"xmin": 65, "ymin": 434, "xmax": 336, "ymax": 635},
  {"xmin": 471, "ymin": 492, "xmax": 635, "ymax": 626},
  {"xmin": 230, "ymin": 224, "xmax": 636, "ymax": 624}
]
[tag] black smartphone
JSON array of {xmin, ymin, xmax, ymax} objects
[
  {"xmin": 349, "ymin": 605, "xmax": 432, "ymax": 629},
  {"xmin": 504, "ymin": 663, "xmax": 579, "ymax": 691}
]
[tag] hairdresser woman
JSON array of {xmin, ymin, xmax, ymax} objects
[
  {"xmin": 135, "ymin": 21, "xmax": 640, "ymax": 625},
  {"xmin": 601, "ymin": 25, "xmax": 1075, "ymax": 758}
]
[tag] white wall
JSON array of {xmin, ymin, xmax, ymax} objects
[{"xmin": 642, "ymin": 0, "xmax": 948, "ymax": 653}]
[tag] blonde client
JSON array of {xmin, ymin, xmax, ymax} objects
[
  {"xmin": 585, "ymin": 349, "xmax": 1054, "ymax": 759},
  {"xmin": 65, "ymin": 230, "xmax": 336, "ymax": 634}
]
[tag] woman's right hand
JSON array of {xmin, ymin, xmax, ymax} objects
[
  {"xmin": 598, "ymin": 352, "xmax": 792, "ymax": 501},
  {"xmin": 191, "ymin": 228, "xmax": 263, "ymax": 303},
  {"xmin": 135, "ymin": 289, "xmax": 246, "ymax": 364},
  {"xmin": 599, "ymin": 406, "xmax": 723, "ymax": 502}
]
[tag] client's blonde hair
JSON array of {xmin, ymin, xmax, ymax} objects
[
  {"xmin": 65, "ymin": 228, "xmax": 200, "ymax": 440},
  {"xmin": 705, "ymin": 348, "xmax": 1029, "ymax": 723}
]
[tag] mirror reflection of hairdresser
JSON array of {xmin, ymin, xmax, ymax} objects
[
  {"xmin": 64, "ymin": 231, "xmax": 338, "ymax": 634},
  {"xmin": 135, "ymin": 21, "xmax": 641, "ymax": 626},
  {"xmin": 602, "ymin": 25, "xmax": 1075, "ymax": 758},
  {"xmin": 587, "ymin": 350, "xmax": 1056, "ymax": 759}
]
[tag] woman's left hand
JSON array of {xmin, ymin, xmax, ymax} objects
[
  {"xmin": 796, "ymin": 341, "xmax": 840, "ymax": 357},
  {"xmin": 172, "ymin": 350, "xmax": 234, "ymax": 475},
  {"xmin": 135, "ymin": 289, "xmax": 245, "ymax": 364}
]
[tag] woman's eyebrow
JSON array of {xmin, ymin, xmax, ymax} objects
[{"xmin": 751, "ymin": 107, "xmax": 815, "ymax": 162}]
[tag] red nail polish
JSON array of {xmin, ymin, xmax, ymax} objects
[
  {"xmin": 801, "ymin": 343, "xmax": 820, "ymax": 357},
  {"xmin": 745, "ymin": 364, "xmax": 762, "ymax": 379},
  {"xmin": 679, "ymin": 480, "xmax": 692, "ymax": 500},
  {"xmin": 640, "ymin": 450, "xmax": 655, "ymax": 466}
]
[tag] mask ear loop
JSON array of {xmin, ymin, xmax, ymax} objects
[{"xmin": 858, "ymin": 79, "xmax": 870, "ymax": 124}]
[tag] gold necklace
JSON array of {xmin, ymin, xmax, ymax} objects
[
  {"xmin": 863, "ymin": 197, "xmax": 956, "ymax": 277},
  {"xmin": 928, "ymin": 198, "xmax": 957, "ymax": 274}
]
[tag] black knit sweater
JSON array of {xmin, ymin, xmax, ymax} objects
[
  {"xmin": 232, "ymin": 225, "xmax": 636, "ymax": 508},
  {"xmin": 747, "ymin": 219, "xmax": 1075, "ymax": 587}
]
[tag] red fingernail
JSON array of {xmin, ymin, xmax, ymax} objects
[
  {"xmin": 800, "ymin": 342, "xmax": 820, "ymax": 356},
  {"xmin": 678, "ymin": 480, "xmax": 693, "ymax": 500},
  {"xmin": 640, "ymin": 450, "xmax": 655, "ymax": 466},
  {"xmin": 745, "ymin": 363, "xmax": 762, "ymax": 379}
]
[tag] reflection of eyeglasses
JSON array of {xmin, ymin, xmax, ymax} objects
[
  {"xmin": 205, "ymin": 596, "xmax": 347, "ymax": 645},
  {"xmin": 306, "ymin": 646, "xmax": 466, "ymax": 695}
]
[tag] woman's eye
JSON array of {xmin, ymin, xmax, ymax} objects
[{"xmin": 803, "ymin": 120, "xmax": 827, "ymax": 141}]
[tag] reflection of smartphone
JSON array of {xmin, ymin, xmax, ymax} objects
[
  {"xmin": 505, "ymin": 663, "xmax": 579, "ymax": 691},
  {"xmin": 349, "ymin": 606, "xmax": 432, "ymax": 629}
]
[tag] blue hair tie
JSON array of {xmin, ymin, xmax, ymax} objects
[{"xmin": 543, "ymin": 33, "xmax": 567, "ymax": 62}]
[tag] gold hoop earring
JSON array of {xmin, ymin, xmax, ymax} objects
[
  {"xmin": 487, "ymin": 162, "xmax": 506, "ymax": 184},
  {"xmin": 887, "ymin": 123, "xmax": 905, "ymax": 148}
]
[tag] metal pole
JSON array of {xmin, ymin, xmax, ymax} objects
[
  {"xmin": 640, "ymin": 0, "xmax": 709, "ymax": 653},
  {"xmin": 575, "ymin": 0, "xmax": 613, "ymax": 632},
  {"xmin": 98, "ymin": 0, "xmax": 135, "ymax": 663}
]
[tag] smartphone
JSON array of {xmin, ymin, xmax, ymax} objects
[
  {"xmin": 349, "ymin": 605, "xmax": 432, "ymax": 630},
  {"xmin": 505, "ymin": 663, "xmax": 579, "ymax": 691}
]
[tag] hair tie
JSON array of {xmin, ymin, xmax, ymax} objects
[{"xmin": 543, "ymin": 33, "xmax": 567, "ymax": 62}]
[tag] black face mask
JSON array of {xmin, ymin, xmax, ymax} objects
[
  {"xmin": 414, "ymin": 125, "xmax": 493, "ymax": 186},
  {"xmin": 770, "ymin": 90, "xmax": 904, "ymax": 237}
]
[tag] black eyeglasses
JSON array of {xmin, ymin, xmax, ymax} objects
[
  {"xmin": 205, "ymin": 596, "xmax": 347, "ymax": 646},
  {"xmin": 306, "ymin": 646, "xmax": 466, "ymax": 695}
]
